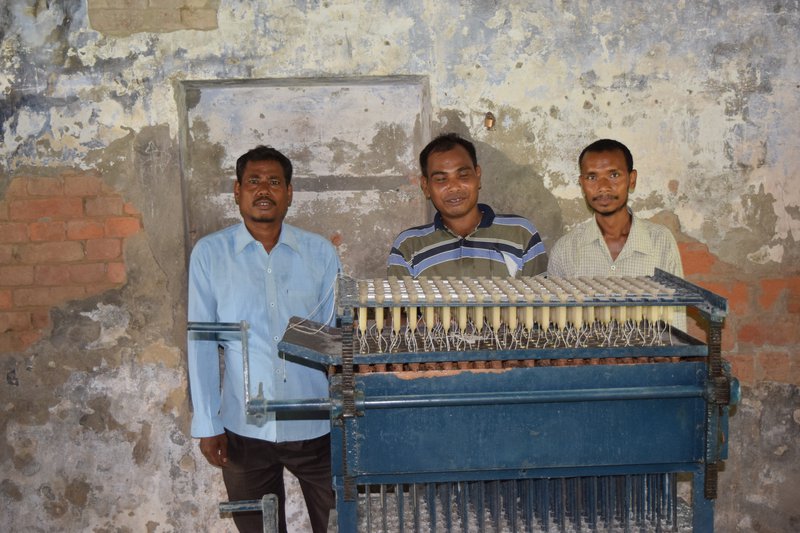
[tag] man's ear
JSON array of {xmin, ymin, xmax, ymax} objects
[
  {"xmin": 233, "ymin": 180, "xmax": 240, "ymax": 204},
  {"xmin": 420, "ymin": 175, "xmax": 430, "ymax": 199},
  {"xmin": 287, "ymin": 183, "xmax": 293, "ymax": 206},
  {"xmin": 476, "ymin": 164, "xmax": 482, "ymax": 190},
  {"xmin": 628, "ymin": 169, "xmax": 638, "ymax": 193}
]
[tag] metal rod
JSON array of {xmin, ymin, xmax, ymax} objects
[
  {"xmin": 250, "ymin": 384, "xmax": 703, "ymax": 415},
  {"xmin": 248, "ymin": 398, "xmax": 332, "ymax": 413},
  {"xmin": 352, "ymin": 386, "xmax": 703, "ymax": 410},
  {"xmin": 365, "ymin": 484, "xmax": 372, "ymax": 533},
  {"xmin": 397, "ymin": 483, "xmax": 405, "ymax": 533},
  {"xmin": 239, "ymin": 321, "xmax": 251, "ymax": 410}
]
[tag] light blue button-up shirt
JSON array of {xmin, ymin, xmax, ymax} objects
[{"xmin": 188, "ymin": 222, "xmax": 341, "ymax": 442}]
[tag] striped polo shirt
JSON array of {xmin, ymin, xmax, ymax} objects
[{"xmin": 387, "ymin": 204, "xmax": 547, "ymax": 278}]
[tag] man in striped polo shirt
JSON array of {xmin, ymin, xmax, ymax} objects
[{"xmin": 388, "ymin": 133, "xmax": 548, "ymax": 278}]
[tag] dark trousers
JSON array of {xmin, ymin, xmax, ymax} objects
[{"xmin": 222, "ymin": 429, "xmax": 334, "ymax": 533}]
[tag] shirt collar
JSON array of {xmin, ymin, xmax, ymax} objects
[
  {"xmin": 233, "ymin": 222, "xmax": 299, "ymax": 254},
  {"xmin": 624, "ymin": 214, "xmax": 655, "ymax": 256},
  {"xmin": 583, "ymin": 209, "xmax": 655, "ymax": 256},
  {"xmin": 433, "ymin": 203, "xmax": 495, "ymax": 232}
]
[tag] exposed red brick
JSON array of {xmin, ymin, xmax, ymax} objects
[
  {"xmin": 5, "ymin": 178, "xmax": 28, "ymax": 198},
  {"xmin": 717, "ymin": 322, "xmax": 736, "ymax": 352},
  {"xmin": 738, "ymin": 318, "xmax": 800, "ymax": 347},
  {"xmin": 0, "ymin": 289, "xmax": 11, "ymax": 310},
  {"xmin": 30, "ymin": 308, "xmax": 50, "ymax": 330},
  {"xmin": 17, "ymin": 329, "xmax": 43, "ymax": 350},
  {"xmin": 758, "ymin": 279, "xmax": 789, "ymax": 311},
  {"xmin": 789, "ymin": 359, "xmax": 800, "ymax": 386},
  {"xmin": 679, "ymin": 241, "xmax": 717, "ymax": 276},
  {"xmin": 107, "ymin": 262, "xmax": 127, "ymax": 284},
  {"xmin": 0, "ymin": 200, "xmax": 8, "ymax": 221},
  {"xmin": 13, "ymin": 286, "xmax": 85, "ymax": 307},
  {"xmin": 85, "ymin": 238, "xmax": 121, "ymax": 260},
  {"xmin": 758, "ymin": 351, "xmax": 792, "ymax": 383},
  {"xmin": 66, "ymin": 220, "xmax": 105, "ymax": 240},
  {"xmin": 84, "ymin": 283, "xmax": 117, "ymax": 298},
  {"xmin": 686, "ymin": 316, "xmax": 701, "ymax": 337},
  {"xmin": 26, "ymin": 177, "xmax": 64, "ymax": 196},
  {"xmin": 69, "ymin": 263, "xmax": 107, "ymax": 284},
  {"xmin": 85, "ymin": 196, "xmax": 123, "ymax": 217},
  {"xmin": 29, "ymin": 221, "xmax": 66, "ymax": 242},
  {"xmin": 34, "ymin": 265, "xmax": 70, "ymax": 286},
  {"xmin": 726, "ymin": 281, "xmax": 751, "ymax": 315},
  {"xmin": 63, "ymin": 173, "xmax": 102, "ymax": 196},
  {"xmin": 16, "ymin": 241, "xmax": 84, "ymax": 264},
  {"xmin": 0, "ymin": 265, "xmax": 35, "ymax": 286},
  {"xmin": 13, "ymin": 287, "xmax": 52, "ymax": 307},
  {"xmin": 694, "ymin": 280, "xmax": 750, "ymax": 315},
  {"xmin": 0, "ymin": 245, "xmax": 12, "ymax": 264},
  {"xmin": 0, "ymin": 311, "xmax": 31, "ymax": 333},
  {"xmin": 48, "ymin": 286, "xmax": 86, "ymax": 304},
  {"xmin": 787, "ymin": 277, "xmax": 800, "ymax": 315},
  {"xmin": 105, "ymin": 216, "xmax": 141, "ymax": 238},
  {"xmin": 123, "ymin": 202, "xmax": 141, "ymax": 215},
  {"xmin": 8, "ymin": 197, "xmax": 84, "ymax": 221},
  {"xmin": 0, "ymin": 332, "xmax": 25, "ymax": 353},
  {"xmin": 725, "ymin": 355, "xmax": 755, "ymax": 386},
  {"xmin": 687, "ymin": 307, "xmax": 736, "ymax": 352},
  {"xmin": 0, "ymin": 223, "xmax": 29, "ymax": 243}
]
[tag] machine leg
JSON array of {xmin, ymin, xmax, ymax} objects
[
  {"xmin": 692, "ymin": 469, "xmax": 715, "ymax": 533},
  {"xmin": 335, "ymin": 488, "xmax": 358, "ymax": 533}
]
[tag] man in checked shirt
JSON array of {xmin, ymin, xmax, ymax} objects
[{"xmin": 547, "ymin": 138, "xmax": 686, "ymax": 328}]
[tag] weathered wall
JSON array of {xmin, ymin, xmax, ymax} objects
[{"xmin": 1, "ymin": 0, "xmax": 798, "ymax": 531}]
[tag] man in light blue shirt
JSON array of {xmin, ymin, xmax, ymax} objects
[{"xmin": 188, "ymin": 145, "xmax": 340, "ymax": 533}]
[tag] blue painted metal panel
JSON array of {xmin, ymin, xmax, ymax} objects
[{"xmin": 334, "ymin": 363, "xmax": 706, "ymax": 479}]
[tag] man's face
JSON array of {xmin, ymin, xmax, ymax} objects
[
  {"xmin": 579, "ymin": 149, "xmax": 637, "ymax": 216},
  {"xmin": 234, "ymin": 159, "xmax": 292, "ymax": 226},
  {"xmin": 420, "ymin": 145, "xmax": 482, "ymax": 223}
]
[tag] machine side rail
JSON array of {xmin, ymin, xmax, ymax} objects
[
  {"xmin": 187, "ymin": 320, "xmax": 253, "ymax": 419},
  {"xmin": 653, "ymin": 268, "xmax": 728, "ymax": 318},
  {"xmin": 250, "ymin": 383, "xmax": 705, "ymax": 415}
]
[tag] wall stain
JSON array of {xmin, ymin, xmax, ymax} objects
[
  {"xmin": 741, "ymin": 183, "xmax": 779, "ymax": 238},
  {"xmin": 40, "ymin": 483, "xmax": 68, "ymax": 518},
  {"xmin": 0, "ymin": 478, "xmax": 23, "ymax": 501},
  {"xmin": 64, "ymin": 477, "xmax": 90, "ymax": 508},
  {"xmin": 351, "ymin": 122, "xmax": 411, "ymax": 175},
  {"xmin": 132, "ymin": 421, "xmax": 151, "ymax": 466},
  {"xmin": 79, "ymin": 396, "xmax": 132, "ymax": 436}
]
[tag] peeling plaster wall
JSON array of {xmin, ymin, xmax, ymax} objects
[{"xmin": 1, "ymin": 1, "xmax": 798, "ymax": 531}]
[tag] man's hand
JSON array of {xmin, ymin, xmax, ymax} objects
[{"xmin": 199, "ymin": 433, "xmax": 229, "ymax": 467}]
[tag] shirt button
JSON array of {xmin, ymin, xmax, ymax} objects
[
  {"xmin": 273, "ymin": 336, "xmax": 279, "ymax": 341},
  {"xmin": 610, "ymin": 265, "xmax": 616, "ymax": 272},
  {"xmin": 270, "ymin": 303, "xmax": 275, "ymax": 308},
  {"xmin": 267, "ymin": 268, "xmax": 272, "ymax": 274}
]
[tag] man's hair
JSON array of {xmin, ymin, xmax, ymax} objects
[
  {"xmin": 235, "ymin": 145, "xmax": 293, "ymax": 185},
  {"xmin": 419, "ymin": 133, "xmax": 478, "ymax": 178},
  {"xmin": 579, "ymin": 139, "xmax": 634, "ymax": 173}
]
